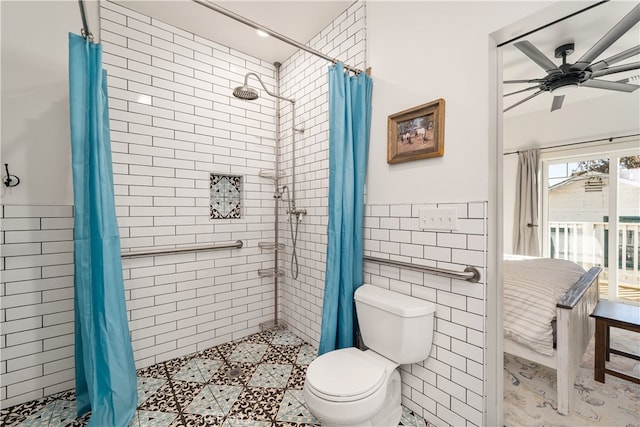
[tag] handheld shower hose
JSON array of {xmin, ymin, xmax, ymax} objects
[{"xmin": 282, "ymin": 185, "xmax": 304, "ymax": 279}]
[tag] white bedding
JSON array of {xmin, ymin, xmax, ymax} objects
[{"xmin": 503, "ymin": 256, "xmax": 586, "ymax": 356}]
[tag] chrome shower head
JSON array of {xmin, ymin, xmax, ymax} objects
[
  {"xmin": 233, "ymin": 85, "xmax": 259, "ymax": 101},
  {"xmin": 232, "ymin": 72, "xmax": 295, "ymax": 104}
]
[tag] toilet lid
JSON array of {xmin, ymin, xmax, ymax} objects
[{"xmin": 306, "ymin": 348, "xmax": 386, "ymax": 402}]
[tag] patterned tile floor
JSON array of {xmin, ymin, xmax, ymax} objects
[{"xmin": 2, "ymin": 329, "xmax": 429, "ymax": 426}]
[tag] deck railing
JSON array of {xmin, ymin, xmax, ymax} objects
[{"xmin": 549, "ymin": 221, "xmax": 640, "ymax": 285}]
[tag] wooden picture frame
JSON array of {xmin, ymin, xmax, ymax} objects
[{"xmin": 387, "ymin": 98, "xmax": 445, "ymax": 164}]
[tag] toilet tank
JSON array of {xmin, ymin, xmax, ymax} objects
[{"xmin": 354, "ymin": 284, "xmax": 436, "ymax": 365}]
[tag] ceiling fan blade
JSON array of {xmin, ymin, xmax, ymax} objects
[
  {"xmin": 503, "ymin": 90, "xmax": 545, "ymax": 113},
  {"xmin": 514, "ymin": 41, "xmax": 561, "ymax": 74},
  {"xmin": 582, "ymin": 79, "xmax": 640, "ymax": 92},
  {"xmin": 573, "ymin": 3, "xmax": 640, "ymax": 71},
  {"xmin": 550, "ymin": 95, "xmax": 565, "ymax": 112},
  {"xmin": 590, "ymin": 45, "xmax": 640, "ymax": 71},
  {"xmin": 617, "ymin": 75, "xmax": 640, "ymax": 84},
  {"xmin": 591, "ymin": 61, "xmax": 640, "ymax": 78},
  {"xmin": 504, "ymin": 86, "xmax": 540, "ymax": 97},
  {"xmin": 503, "ymin": 79, "xmax": 545, "ymax": 84}
]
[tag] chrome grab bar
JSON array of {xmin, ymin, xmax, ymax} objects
[
  {"xmin": 363, "ymin": 255, "xmax": 481, "ymax": 283},
  {"xmin": 121, "ymin": 240, "xmax": 243, "ymax": 259}
]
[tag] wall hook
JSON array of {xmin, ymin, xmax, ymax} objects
[{"xmin": 3, "ymin": 163, "xmax": 20, "ymax": 187}]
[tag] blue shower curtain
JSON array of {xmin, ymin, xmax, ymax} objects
[
  {"xmin": 319, "ymin": 63, "xmax": 372, "ymax": 354},
  {"xmin": 68, "ymin": 33, "xmax": 137, "ymax": 426}
]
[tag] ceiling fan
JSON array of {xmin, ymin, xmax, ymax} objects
[{"xmin": 504, "ymin": 3, "xmax": 640, "ymax": 113}]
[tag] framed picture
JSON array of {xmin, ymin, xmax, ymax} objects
[{"xmin": 387, "ymin": 98, "xmax": 445, "ymax": 164}]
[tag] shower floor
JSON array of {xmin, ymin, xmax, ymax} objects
[{"xmin": 2, "ymin": 329, "xmax": 430, "ymax": 426}]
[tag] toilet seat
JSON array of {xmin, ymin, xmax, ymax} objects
[{"xmin": 305, "ymin": 347, "xmax": 386, "ymax": 402}]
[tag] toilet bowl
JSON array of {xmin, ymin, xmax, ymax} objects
[
  {"xmin": 303, "ymin": 285, "xmax": 436, "ymax": 427},
  {"xmin": 303, "ymin": 348, "xmax": 401, "ymax": 426}
]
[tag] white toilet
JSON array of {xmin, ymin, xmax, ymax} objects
[{"xmin": 303, "ymin": 284, "xmax": 436, "ymax": 426}]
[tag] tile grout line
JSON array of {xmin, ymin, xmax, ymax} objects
[{"xmin": 159, "ymin": 359, "xmax": 188, "ymax": 426}]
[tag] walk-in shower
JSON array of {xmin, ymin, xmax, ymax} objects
[
  {"xmin": 232, "ymin": 68, "xmax": 306, "ymax": 315},
  {"xmin": 198, "ymin": 0, "xmax": 360, "ymax": 280}
]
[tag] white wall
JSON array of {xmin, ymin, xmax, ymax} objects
[
  {"xmin": 366, "ymin": 2, "xmax": 554, "ymax": 425},
  {"xmin": 279, "ymin": 1, "xmax": 366, "ymax": 346},
  {"xmin": 99, "ymin": 0, "xmax": 281, "ymax": 364},
  {"xmin": 0, "ymin": 206, "xmax": 75, "ymax": 408},
  {"xmin": 0, "ymin": 0, "xmax": 366, "ymax": 411},
  {"xmin": 0, "ymin": 1, "xmax": 99, "ymax": 206},
  {"xmin": 0, "ymin": 0, "xmax": 100, "ymax": 408},
  {"xmin": 503, "ymin": 154, "xmax": 518, "ymax": 253},
  {"xmin": 1, "ymin": 0, "xmax": 283, "ymax": 409},
  {"xmin": 3, "ymin": 0, "xmax": 596, "ymax": 423},
  {"xmin": 366, "ymin": 1, "xmax": 553, "ymax": 205},
  {"xmin": 363, "ymin": 202, "xmax": 487, "ymax": 427}
]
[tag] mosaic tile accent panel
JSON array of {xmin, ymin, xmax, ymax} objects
[
  {"xmin": 210, "ymin": 174, "xmax": 242, "ymax": 219},
  {"xmin": 1, "ymin": 329, "xmax": 430, "ymax": 427}
]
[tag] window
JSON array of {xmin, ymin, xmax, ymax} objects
[{"xmin": 542, "ymin": 146, "xmax": 639, "ymax": 302}]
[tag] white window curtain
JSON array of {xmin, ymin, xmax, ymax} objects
[{"xmin": 513, "ymin": 149, "xmax": 541, "ymax": 256}]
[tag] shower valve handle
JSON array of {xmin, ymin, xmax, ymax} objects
[{"xmin": 287, "ymin": 208, "xmax": 307, "ymax": 216}]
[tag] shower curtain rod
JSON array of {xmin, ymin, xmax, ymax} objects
[
  {"xmin": 191, "ymin": 0, "xmax": 362, "ymax": 74},
  {"xmin": 77, "ymin": 0, "xmax": 92, "ymax": 40},
  {"xmin": 503, "ymin": 133, "xmax": 640, "ymax": 155}
]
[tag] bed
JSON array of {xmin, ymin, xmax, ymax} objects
[{"xmin": 503, "ymin": 255, "xmax": 602, "ymax": 415}]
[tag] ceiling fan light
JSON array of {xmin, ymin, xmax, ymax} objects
[{"xmin": 551, "ymin": 83, "xmax": 579, "ymax": 96}]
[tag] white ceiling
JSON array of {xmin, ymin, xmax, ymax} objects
[
  {"xmin": 112, "ymin": 0, "xmax": 354, "ymax": 65},
  {"xmin": 112, "ymin": 1, "xmax": 638, "ymax": 116},
  {"xmin": 502, "ymin": 1, "xmax": 640, "ymax": 116}
]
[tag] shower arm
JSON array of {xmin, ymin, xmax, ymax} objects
[{"xmin": 244, "ymin": 72, "xmax": 294, "ymax": 104}]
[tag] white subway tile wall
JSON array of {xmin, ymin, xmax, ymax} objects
[
  {"xmin": 364, "ymin": 202, "xmax": 488, "ymax": 427},
  {"xmin": 0, "ymin": 0, "xmax": 280, "ymax": 410},
  {"xmin": 278, "ymin": 0, "xmax": 366, "ymax": 347},
  {"xmin": 1, "ymin": 3, "xmax": 490, "ymax": 426},
  {"xmin": 277, "ymin": 7, "xmax": 490, "ymax": 426},
  {"xmin": 99, "ymin": 0, "xmax": 282, "ymax": 369},
  {"xmin": 1, "ymin": 205, "xmax": 75, "ymax": 408}
]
